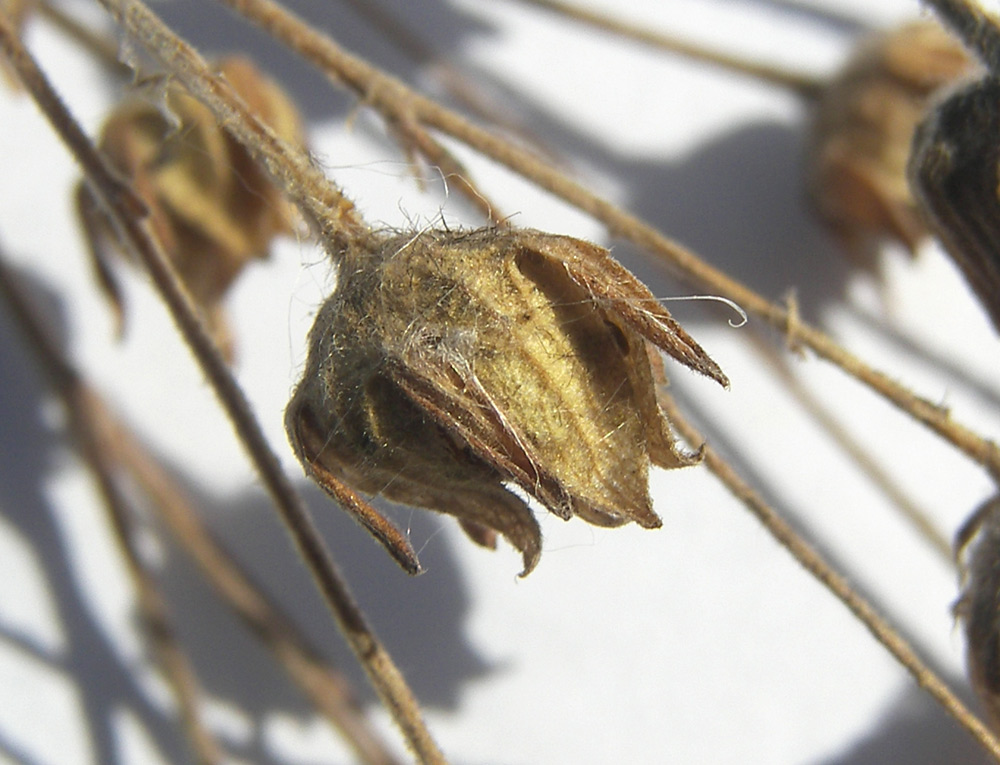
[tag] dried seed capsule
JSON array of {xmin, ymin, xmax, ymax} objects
[
  {"xmin": 286, "ymin": 228, "xmax": 726, "ymax": 575},
  {"xmin": 910, "ymin": 73, "xmax": 1000, "ymax": 334},
  {"xmin": 807, "ymin": 20, "xmax": 973, "ymax": 264},
  {"xmin": 955, "ymin": 497, "xmax": 1000, "ymax": 733},
  {"xmin": 78, "ymin": 57, "xmax": 306, "ymax": 360}
]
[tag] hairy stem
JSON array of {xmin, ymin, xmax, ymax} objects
[
  {"xmin": 0, "ymin": 246, "xmax": 225, "ymax": 765},
  {"xmin": 0, "ymin": 9, "xmax": 445, "ymax": 762},
  {"xmin": 658, "ymin": 390, "xmax": 1000, "ymax": 763},
  {"xmin": 215, "ymin": 0, "xmax": 1000, "ymax": 484},
  {"xmin": 109, "ymin": 414, "xmax": 404, "ymax": 765}
]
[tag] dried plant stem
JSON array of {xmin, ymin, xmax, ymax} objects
[
  {"xmin": 505, "ymin": 0, "xmax": 826, "ymax": 98},
  {"xmin": 750, "ymin": 331, "xmax": 953, "ymax": 561},
  {"xmin": 0, "ymin": 249, "xmax": 225, "ymax": 765},
  {"xmin": 99, "ymin": 0, "xmax": 499, "ymax": 229},
  {"xmin": 0, "ymin": 10, "xmax": 445, "ymax": 763},
  {"xmin": 107, "ymin": 414, "xmax": 404, "ymax": 765},
  {"xmin": 657, "ymin": 389, "xmax": 1000, "ymax": 763},
  {"xmin": 111, "ymin": 3, "xmax": 366, "ymax": 252},
  {"xmin": 213, "ymin": 0, "xmax": 1000, "ymax": 484},
  {"xmin": 340, "ymin": 0, "xmax": 534, "ymax": 151},
  {"xmin": 1, "ymin": 239, "xmax": 399, "ymax": 763},
  {"xmin": 388, "ymin": 115, "xmax": 503, "ymax": 224},
  {"xmin": 82, "ymin": 405, "xmax": 226, "ymax": 765},
  {"xmin": 334, "ymin": 0, "xmax": 507, "ymax": 222},
  {"xmin": 36, "ymin": 0, "xmax": 123, "ymax": 73}
]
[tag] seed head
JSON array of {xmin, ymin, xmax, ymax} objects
[
  {"xmin": 79, "ymin": 56, "xmax": 306, "ymax": 360},
  {"xmin": 286, "ymin": 227, "xmax": 726, "ymax": 575},
  {"xmin": 955, "ymin": 497, "xmax": 1000, "ymax": 733},
  {"xmin": 910, "ymin": 71, "xmax": 1000, "ymax": 334},
  {"xmin": 807, "ymin": 21, "xmax": 973, "ymax": 264}
]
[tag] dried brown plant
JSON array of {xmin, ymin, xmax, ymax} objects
[
  {"xmin": 77, "ymin": 54, "xmax": 307, "ymax": 360},
  {"xmin": 5, "ymin": 1, "xmax": 1000, "ymax": 763}
]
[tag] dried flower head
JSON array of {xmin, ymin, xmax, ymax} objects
[
  {"xmin": 286, "ymin": 227, "xmax": 726, "ymax": 575},
  {"xmin": 807, "ymin": 20, "xmax": 974, "ymax": 264},
  {"xmin": 955, "ymin": 496, "xmax": 1000, "ymax": 733},
  {"xmin": 78, "ymin": 56, "xmax": 306, "ymax": 360}
]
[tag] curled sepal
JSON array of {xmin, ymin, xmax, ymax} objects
[{"xmin": 286, "ymin": 227, "xmax": 722, "ymax": 574}]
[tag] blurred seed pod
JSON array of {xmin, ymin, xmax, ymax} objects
[
  {"xmin": 910, "ymin": 69, "xmax": 1000, "ymax": 334},
  {"xmin": 77, "ymin": 56, "xmax": 307, "ymax": 361},
  {"xmin": 286, "ymin": 227, "xmax": 726, "ymax": 575},
  {"xmin": 807, "ymin": 20, "xmax": 974, "ymax": 266},
  {"xmin": 955, "ymin": 496, "xmax": 1000, "ymax": 733}
]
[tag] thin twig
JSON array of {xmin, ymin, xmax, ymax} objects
[
  {"xmin": 656, "ymin": 389, "xmax": 1000, "ymax": 763},
  {"xmin": 750, "ymin": 330, "xmax": 953, "ymax": 562},
  {"xmin": 0, "ymin": 9, "xmax": 445, "ymax": 763},
  {"xmin": 0, "ymin": 233, "xmax": 400, "ymax": 764},
  {"xmin": 340, "ymin": 0, "xmax": 537, "ymax": 139},
  {"xmin": 108, "ymin": 413, "xmax": 404, "ymax": 765},
  {"xmin": 0, "ymin": 246, "xmax": 225, "ymax": 765},
  {"xmin": 386, "ymin": 113, "xmax": 503, "ymax": 224},
  {"xmin": 37, "ymin": 0, "xmax": 123, "ymax": 73},
  {"xmin": 336, "ymin": 0, "xmax": 532, "ymax": 221},
  {"xmin": 214, "ymin": 0, "xmax": 1000, "ymax": 483},
  {"xmin": 336, "ymin": 0, "xmax": 507, "ymax": 222},
  {"xmin": 504, "ymin": 0, "xmax": 827, "ymax": 98}
]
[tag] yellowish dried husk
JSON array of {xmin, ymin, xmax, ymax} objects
[
  {"xmin": 287, "ymin": 228, "xmax": 708, "ymax": 574},
  {"xmin": 88, "ymin": 56, "xmax": 306, "ymax": 356}
]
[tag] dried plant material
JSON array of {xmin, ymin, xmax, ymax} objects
[
  {"xmin": 956, "ymin": 497, "xmax": 1000, "ymax": 733},
  {"xmin": 286, "ymin": 227, "xmax": 725, "ymax": 575},
  {"xmin": 0, "ymin": 0, "xmax": 32, "ymax": 41},
  {"xmin": 77, "ymin": 56, "xmax": 306, "ymax": 360},
  {"xmin": 15, "ymin": 0, "xmax": 1000, "ymax": 761},
  {"xmin": 807, "ymin": 20, "xmax": 974, "ymax": 264},
  {"xmin": 910, "ymin": 71, "xmax": 1000, "ymax": 333},
  {"xmin": 0, "ymin": 0, "xmax": 34, "ymax": 87},
  {"xmin": 0, "ymin": 0, "xmax": 32, "ymax": 25}
]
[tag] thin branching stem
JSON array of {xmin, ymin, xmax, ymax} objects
[
  {"xmin": 107, "ymin": 413, "xmax": 405, "ymax": 765},
  {"xmin": 37, "ymin": 0, "xmax": 123, "ymax": 72},
  {"xmin": 0, "ymin": 9, "xmax": 445, "ymax": 763},
  {"xmin": 0, "ymin": 229, "xmax": 400, "ymax": 763},
  {"xmin": 0, "ymin": 246, "xmax": 225, "ymax": 765},
  {"xmin": 749, "ymin": 330, "xmax": 953, "ymax": 561},
  {"xmin": 4, "ymin": 272, "xmax": 401, "ymax": 763},
  {"xmin": 0, "ymin": 245, "xmax": 401, "ymax": 764},
  {"xmin": 340, "ymin": 0, "xmax": 536, "ymax": 153},
  {"xmin": 504, "ymin": 0, "xmax": 827, "ymax": 98},
  {"xmin": 77, "ymin": 394, "xmax": 226, "ymax": 765},
  {"xmin": 657, "ymin": 389, "xmax": 1000, "ymax": 763},
  {"xmin": 113, "ymin": 1, "xmax": 368, "ymax": 253},
  {"xmin": 214, "ymin": 0, "xmax": 1000, "ymax": 484}
]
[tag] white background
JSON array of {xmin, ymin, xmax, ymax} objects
[{"xmin": 2, "ymin": 0, "xmax": 1000, "ymax": 763}]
